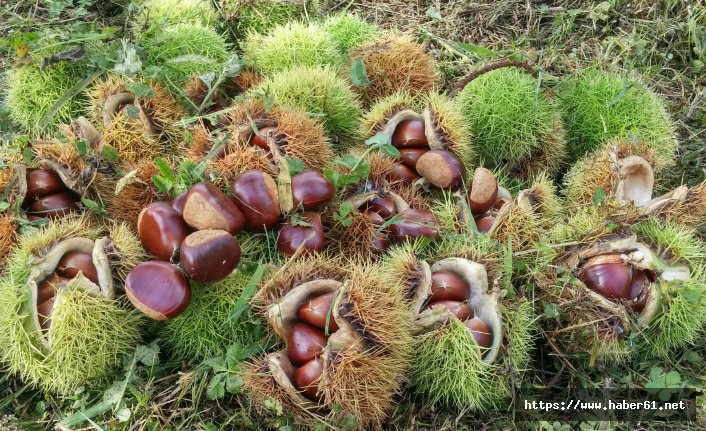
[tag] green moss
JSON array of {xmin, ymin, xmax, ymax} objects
[
  {"xmin": 136, "ymin": 0, "xmax": 217, "ymax": 28},
  {"xmin": 251, "ymin": 65, "xmax": 362, "ymax": 144},
  {"xmin": 557, "ymin": 69, "xmax": 677, "ymax": 168},
  {"xmin": 224, "ymin": 0, "xmax": 316, "ymax": 40},
  {"xmin": 243, "ymin": 21, "xmax": 341, "ymax": 75},
  {"xmin": 322, "ymin": 13, "xmax": 382, "ymax": 54},
  {"xmin": 5, "ymin": 62, "xmax": 86, "ymax": 133}
]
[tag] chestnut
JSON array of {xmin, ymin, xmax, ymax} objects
[
  {"xmin": 294, "ymin": 357, "xmax": 324, "ymax": 401},
  {"xmin": 125, "ymin": 261, "xmax": 191, "ymax": 320},
  {"xmin": 578, "ymin": 254, "xmax": 632, "ymax": 300},
  {"xmin": 37, "ymin": 296, "xmax": 55, "ymax": 331},
  {"xmin": 430, "ymin": 271, "xmax": 469, "ymax": 302},
  {"xmin": 389, "ymin": 208, "xmax": 439, "ymax": 241},
  {"xmin": 386, "ymin": 163, "xmax": 420, "ymax": 186},
  {"xmin": 628, "ymin": 268, "xmax": 655, "ymax": 312},
  {"xmin": 250, "ymin": 126, "xmax": 278, "ymax": 152},
  {"xmin": 291, "ymin": 171, "xmax": 335, "ymax": 210},
  {"xmin": 183, "ymin": 182, "xmax": 246, "ymax": 235},
  {"xmin": 370, "ymin": 231, "xmax": 390, "ymax": 254},
  {"xmin": 26, "ymin": 169, "xmax": 67, "ymax": 200},
  {"xmin": 364, "ymin": 210, "xmax": 385, "ymax": 226},
  {"xmin": 399, "ymin": 148, "xmax": 428, "ymax": 170},
  {"xmin": 171, "ymin": 191, "xmax": 188, "ymax": 216},
  {"xmin": 415, "ymin": 150, "xmax": 465, "ymax": 191},
  {"xmin": 468, "ymin": 167, "xmax": 499, "ymax": 216},
  {"xmin": 359, "ymin": 196, "xmax": 396, "ymax": 219},
  {"xmin": 37, "ymin": 274, "xmax": 72, "ymax": 304},
  {"xmin": 56, "ymin": 251, "xmax": 99, "ymax": 284},
  {"xmin": 27, "ymin": 192, "xmax": 80, "ymax": 219},
  {"xmin": 391, "ymin": 119, "xmax": 428, "ymax": 148},
  {"xmin": 180, "ymin": 230, "xmax": 241, "ymax": 283},
  {"xmin": 277, "ymin": 213, "xmax": 324, "ymax": 256},
  {"xmin": 138, "ymin": 202, "xmax": 189, "ymax": 261},
  {"xmin": 428, "ymin": 300, "xmax": 473, "ymax": 321},
  {"xmin": 232, "ymin": 170, "xmax": 280, "ymax": 231},
  {"xmin": 287, "ymin": 322, "xmax": 328, "ymax": 366},
  {"xmin": 465, "ymin": 317, "xmax": 492, "ymax": 350},
  {"xmin": 474, "ymin": 214, "xmax": 496, "ymax": 234},
  {"xmin": 298, "ymin": 292, "xmax": 339, "ymax": 332}
]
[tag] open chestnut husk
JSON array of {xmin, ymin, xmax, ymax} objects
[
  {"xmin": 125, "ymin": 261, "xmax": 191, "ymax": 320},
  {"xmin": 287, "ymin": 321, "xmax": 328, "ymax": 366},
  {"xmin": 138, "ymin": 202, "xmax": 189, "ymax": 262},
  {"xmin": 291, "ymin": 171, "xmax": 335, "ymax": 210},
  {"xmin": 428, "ymin": 300, "xmax": 473, "ymax": 321},
  {"xmin": 183, "ymin": 183, "xmax": 246, "ymax": 235},
  {"xmin": 180, "ymin": 230, "xmax": 241, "ymax": 283},
  {"xmin": 465, "ymin": 317, "xmax": 492, "ymax": 349},
  {"xmin": 359, "ymin": 196, "xmax": 396, "ymax": 219},
  {"xmin": 277, "ymin": 213, "xmax": 325, "ymax": 256},
  {"xmin": 250, "ymin": 126, "xmax": 278, "ymax": 153},
  {"xmin": 232, "ymin": 170, "xmax": 281, "ymax": 231}
]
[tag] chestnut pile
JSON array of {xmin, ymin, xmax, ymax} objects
[{"xmin": 23, "ymin": 169, "xmax": 80, "ymax": 220}]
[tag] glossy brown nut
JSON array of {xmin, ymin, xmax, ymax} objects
[
  {"xmin": 138, "ymin": 202, "xmax": 189, "ymax": 261},
  {"xmin": 386, "ymin": 163, "xmax": 420, "ymax": 186},
  {"xmin": 474, "ymin": 214, "xmax": 496, "ymax": 233},
  {"xmin": 468, "ymin": 167, "xmax": 499, "ymax": 216},
  {"xmin": 389, "ymin": 208, "xmax": 439, "ymax": 241},
  {"xmin": 399, "ymin": 148, "xmax": 428, "ymax": 170},
  {"xmin": 287, "ymin": 322, "xmax": 327, "ymax": 366},
  {"xmin": 232, "ymin": 170, "xmax": 280, "ymax": 231},
  {"xmin": 27, "ymin": 192, "xmax": 80, "ymax": 219},
  {"xmin": 56, "ymin": 251, "xmax": 99, "ymax": 284},
  {"xmin": 428, "ymin": 300, "xmax": 473, "ymax": 321},
  {"xmin": 291, "ymin": 171, "xmax": 335, "ymax": 210},
  {"xmin": 628, "ymin": 268, "xmax": 655, "ymax": 312},
  {"xmin": 277, "ymin": 213, "xmax": 324, "ymax": 256},
  {"xmin": 391, "ymin": 119, "xmax": 429, "ymax": 148},
  {"xmin": 250, "ymin": 126, "xmax": 278, "ymax": 152},
  {"xmin": 180, "ymin": 230, "xmax": 241, "ymax": 283},
  {"xmin": 171, "ymin": 191, "xmax": 188, "ymax": 217},
  {"xmin": 37, "ymin": 274, "xmax": 72, "ymax": 304},
  {"xmin": 359, "ymin": 196, "xmax": 396, "ymax": 219},
  {"xmin": 26, "ymin": 169, "xmax": 67, "ymax": 200},
  {"xmin": 370, "ymin": 231, "xmax": 390, "ymax": 254},
  {"xmin": 294, "ymin": 357, "xmax": 324, "ymax": 401},
  {"xmin": 415, "ymin": 150, "xmax": 465, "ymax": 190},
  {"xmin": 465, "ymin": 317, "xmax": 492, "ymax": 349},
  {"xmin": 578, "ymin": 254, "xmax": 632, "ymax": 300},
  {"xmin": 125, "ymin": 261, "xmax": 191, "ymax": 320},
  {"xmin": 364, "ymin": 210, "xmax": 385, "ymax": 226},
  {"xmin": 430, "ymin": 271, "xmax": 469, "ymax": 302},
  {"xmin": 183, "ymin": 182, "xmax": 246, "ymax": 234},
  {"xmin": 298, "ymin": 292, "xmax": 339, "ymax": 332},
  {"xmin": 37, "ymin": 296, "xmax": 55, "ymax": 331}
]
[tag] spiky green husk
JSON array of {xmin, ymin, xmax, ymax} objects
[
  {"xmin": 243, "ymin": 21, "xmax": 342, "ymax": 75},
  {"xmin": 158, "ymin": 272, "xmax": 270, "ymax": 362},
  {"xmin": 136, "ymin": 0, "xmax": 217, "ymax": 28},
  {"xmin": 525, "ymin": 171, "xmax": 564, "ymax": 229},
  {"xmin": 425, "ymin": 92, "xmax": 474, "ymax": 171},
  {"xmin": 558, "ymin": 69, "xmax": 677, "ymax": 168},
  {"xmin": 457, "ymin": 67, "xmax": 566, "ymax": 180},
  {"xmin": 224, "ymin": 0, "xmax": 315, "ymax": 39},
  {"xmin": 143, "ymin": 23, "xmax": 230, "ymax": 88},
  {"xmin": 0, "ymin": 218, "xmax": 143, "ymax": 394},
  {"xmin": 5, "ymin": 63, "xmax": 86, "ymax": 133},
  {"xmin": 360, "ymin": 90, "xmax": 416, "ymax": 136},
  {"xmin": 251, "ymin": 65, "xmax": 362, "ymax": 144},
  {"xmin": 321, "ymin": 13, "xmax": 382, "ymax": 54}
]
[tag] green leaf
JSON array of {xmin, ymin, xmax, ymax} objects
[
  {"xmin": 74, "ymin": 139, "xmax": 88, "ymax": 156},
  {"xmin": 227, "ymin": 262, "xmax": 264, "ymax": 324},
  {"xmin": 151, "ymin": 175, "xmax": 173, "ymax": 194},
  {"xmin": 543, "ymin": 302, "xmax": 559, "ymax": 319},
  {"xmin": 81, "ymin": 198, "xmax": 107, "ymax": 217},
  {"xmin": 286, "ymin": 157, "xmax": 305, "ymax": 176},
  {"xmin": 349, "ymin": 59, "xmax": 370, "ymax": 88},
  {"xmin": 22, "ymin": 146, "xmax": 33, "ymax": 164},
  {"xmin": 115, "ymin": 406, "xmax": 131, "ymax": 422},
  {"xmin": 454, "ymin": 42, "xmax": 496, "ymax": 56},
  {"xmin": 125, "ymin": 82, "xmax": 155, "ymax": 99},
  {"xmin": 334, "ymin": 202, "xmax": 354, "ymax": 227},
  {"xmin": 125, "ymin": 105, "xmax": 140, "ymax": 120},
  {"xmin": 154, "ymin": 157, "xmax": 176, "ymax": 182},
  {"xmin": 101, "ymin": 145, "xmax": 118, "ymax": 163},
  {"xmin": 0, "ymin": 201, "xmax": 9, "ymax": 212},
  {"xmin": 592, "ymin": 188, "xmax": 607, "ymax": 207},
  {"xmin": 380, "ymin": 144, "xmax": 400, "ymax": 158},
  {"xmin": 226, "ymin": 374, "xmax": 243, "ymax": 394},
  {"xmin": 206, "ymin": 373, "xmax": 226, "ymax": 400},
  {"xmin": 135, "ymin": 343, "xmax": 160, "ymax": 367},
  {"xmin": 365, "ymin": 132, "xmax": 390, "ymax": 148}
]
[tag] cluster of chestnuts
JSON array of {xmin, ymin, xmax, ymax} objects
[
  {"xmin": 23, "ymin": 169, "xmax": 80, "ymax": 220},
  {"xmin": 36, "ymin": 250, "xmax": 99, "ymax": 331},
  {"xmin": 388, "ymin": 119, "xmax": 465, "ymax": 190},
  {"xmin": 425, "ymin": 269, "xmax": 492, "ymax": 351},
  {"xmin": 466, "ymin": 167, "xmax": 509, "ymax": 233},
  {"xmin": 577, "ymin": 254, "xmax": 656, "ymax": 312}
]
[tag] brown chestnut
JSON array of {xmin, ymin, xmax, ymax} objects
[
  {"xmin": 430, "ymin": 271, "xmax": 469, "ymax": 302},
  {"xmin": 183, "ymin": 182, "xmax": 246, "ymax": 234},
  {"xmin": 474, "ymin": 214, "xmax": 496, "ymax": 234},
  {"xmin": 26, "ymin": 169, "xmax": 67, "ymax": 200},
  {"xmin": 370, "ymin": 231, "xmax": 390, "ymax": 254},
  {"xmin": 287, "ymin": 322, "xmax": 327, "ymax": 366},
  {"xmin": 468, "ymin": 167, "xmax": 499, "ymax": 216},
  {"xmin": 428, "ymin": 300, "xmax": 473, "ymax": 321},
  {"xmin": 465, "ymin": 317, "xmax": 492, "ymax": 350},
  {"xmin": 628, "ymin": 268, "xmax": 655, "ymax": 312},
  {"xmin": 27, "ymin": 192, "xmax": 80, "ymax": 219},
  {"xmin": 277, "ymin": 213, "xmax": 324, "ymax": 256},
  {"xmin": 364, "ymin": 210, "xmax": 385, "ymax": 226},
  {"xmin": 180, "ymin": 230, "xmax": 241, "ymax": 283},
  {"xmin": 125, "ymin": 261, "xmax": 191, "ymax": 320},
  {"xmin": 415, "ymin": 150, "xmax": 465, "ymax": 190},
  {"xmin": 291, "ymin": 171, "xmax": 335, "ymax": 210},
  {"xmin": 171, "ymin": 191, "xmax": 188, "ymax": 217},
  {"xmin": 399, "ymin": 148, "xmax": 428, "ymax": 170},
  {"xmin": 138, "ymin": 202, "xmax": 189, "ymax": 261},
  {"xmin": 294, "ymin": 357, "xmax": 324, "ymax": 401},
  {"xmin": 359, "ymin": 196, "xmax": 396, "ymax": 220},
  {"xmin": 298, "ymin": 292, "xmax": 339, "ymax": 332},
  {"xmin": 250, "ymin": 126, "xmax": 278, "ymax": 152},
  {"xmin": 391, "ymin": 119, "xmax": 428, "ymax": 148},
  {"xmin": 37, "ymin": 274, "xmax": 72, "ymax": 304},
  {"xmin": 56, "ymin": 251, "xmax": 99, "ymax": 284},
  {"xmin": 389, "ymin": 208, "xmax": 439, "ymax": 241},
  {"xmin": 386, "ymin": 163, "xmax": 420, "ymax": 186},
  {"xmin": 578, "ymin": 254, "xmax": 632, "ymax": 300},
  {"xmin": 232, "ymin": 170, "xmax": 280, "ymax": 231},
  {"xmin": 37, "ymin": 296, "xmax": 55, "ymax": 331}
]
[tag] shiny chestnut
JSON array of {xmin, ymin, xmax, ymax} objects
[
  {"xmin": 250, "ymin": 126, "xmax": 278, "ymax": 152},
  {"xmin": 578, "ymin": 254, "xmax": 632, "ymax": 300},
  {"xmin": 291, "ymin": 171, "xmax": 335, "ymax": 210},
  {"xmin": 180, "ymin": 230, "xmax": 241, "ymax": 283},
  {"xmin": 56, "ymin": 251, "xmax": 99, "ymax": 284},
  {"xmin": 183, "ymin": 183, "xmax": 246, "ymax": 234},
  {"xmin": 37, "ymin": 274, "xmax": 72, "ymax": 304},
  {"xmin": 171, "ymin": 191, "xmax": 188, "ymax": 216},
  {"xmin": 465, "ymin": 317, "xmax": 492, "ymax": 350},
  {"xmin": 359, "ymin": 196, "xmax": 396, "ymax": 219},
  {"xmin": 389, "ymin": 208, "xmax": 439, "ymax": 241},
  {"xmin": 415, "ymin": 150, "xmax": 465, "ymax": 190},
  {"xmin": 399, "ymin": 148, "xmax": 428, "ymax": 170},
  {"xmin": 391, "ymin": 119, "xmax": 428, "ymax": 148},
  {"xmin": 370, "ymin": 231, "xmax": 390, "ymax": 254},
  {"xmin": 294, "ymin": 357, "xmax": 324, "ymax": 401},
  {"xmin": 277, "ymin": 213, "xmax": 324, "ymax": 256},
  {"xmin": 628, "ymin": 268, "xmax": 655, "ymax": 312},
  {"xmin": 138, "ymin": 202, "xmax": 189, "ymax": 261},
  {"xmin": 468, "ymin": 167, "xmax": 499, "ymax": 216},
  {"xmin": 37, "ymin": 296, "xmax": 55, "ymax": 331},
  {"xmin": 27, "ymin": 192, "xmax": 80, "ymax": 219},
  {"xmin": 287, "ymin": 322, "xmax": 328, "ymax": 366},
  {"xmin": 430, "ymin": 271, "xmax": 469, "ymax": 302},
  {"xmin": 364, "ymin": 210, "xmax": 385, "ymax": 226},
  {"xmin": 428, "ymin": 300, "xmax": 473, "ymax": 321},
  {"xmin": 26, "ymin": 169, "xmax": 67, "ymax": 200},
  {"xmin": 125, "ymin": 261, "xmax": 191, "ymax": 320},
  {"xmin": 386, "ymin": 163, "xmax": 420, "ymax": 186},
  {"xmin": 232, "ymin": 170, "xmax": 281, "ymax": 231},
  {"xmin": 474, "ymin": 214, "xmax": 496, "ymax": 233},
  {"xmin": 298, "ymin": 292, "xmax": 339, "ymax": 332}
]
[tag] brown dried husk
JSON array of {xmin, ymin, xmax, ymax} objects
[
  {"xmin": 101, "ymin": 160, "xmax": 161, "ymax": 231},
  {"xmin": 0, "ymin": 214, "xmax": 17, "ymax": 267}
]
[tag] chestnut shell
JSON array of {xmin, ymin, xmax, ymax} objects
[
  {"xmin": 179, "ymin": 230, "xmax": 241, "ymax": 283},
  {"xmin": 125, "ymin": 261, "xmax": 191, "ymax": 320}
]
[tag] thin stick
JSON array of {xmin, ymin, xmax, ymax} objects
[{"xmin": 454, "ymin": 60, "xmax": 536, "ymax": 92}]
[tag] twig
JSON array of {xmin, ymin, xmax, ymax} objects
[
  {"xmin": 454, "ymin": 60, "xmax": 536, "ymax": 92},
  {"xmin": 686, "ymin": 88, "xmax": 704, "ymax": 119}
]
